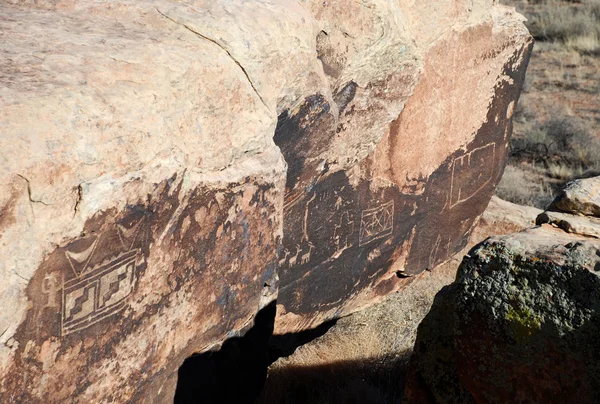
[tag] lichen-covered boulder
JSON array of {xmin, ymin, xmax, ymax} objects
[{"xmin": 404, "ymin": 225, "xmax": 600, "ymax": 403}]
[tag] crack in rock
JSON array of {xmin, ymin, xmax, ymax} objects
[
  {"xmin": 73, "ymin": 184, "xmax": 83, "ymax": 216},
  {"xmin": 17, "ymin": 174, "xmax": 50, "ymax": 206},
  {"xmin": 155, "ymin": 7, "xmax": 268, "ymax": 110}
]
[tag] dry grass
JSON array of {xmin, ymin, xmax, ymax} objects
[
  {"xmin": 496, "ymin": 165, "xmax": 555, "ymax": 208},
  {"xmin": 546, "ymin": 161, "xmax": 584, "ymax": 179},
  {"xmin": 496, "ymin": 0, "xmax": 600, "ymax": 209},
  {"xmin": 524, "ymin": 0, "xmax": 600, "ymax": 54},
  {"xmin": 565, "ymin": 32, "xmax": 600, "ymax": 54},
  {"xmin": 500, "ymin": 110, "xmax": 600, "ymax": 207}
]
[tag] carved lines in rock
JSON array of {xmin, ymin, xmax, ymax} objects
[
  {"xmin": 334, "ymin": 211, "xmax": 354, "ymax": 253},
  {"xmin": 359, "ymin": 201, "xmax": 394, "ymax": 247},
  {"xmin": 65, "ymin": 238, "xmax": 98, "ymax": 277},
  {"xmin": 450, "ymin": 143, "xmax": 495, "ymax": 209},
  {"xmin": 60, "ymin": 219, "xmax": 144, "ymax": 336},
  {"xmin": 62, "ymin": 250, "xmax": 137, "ymax": 336},
  {"xmin": 281, "ymin": 242, "xmax": 316, "ymax": 268},
  {"xmin": 429, "ymin": 234, "xmax": 442, "ymax": 269}
]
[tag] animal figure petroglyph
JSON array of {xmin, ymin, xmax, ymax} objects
[
  {"xmin": 300, "ymin": 242, "xmax": 314, "ymax": 264},
  {"xmin": 288, "ymin": 245, "xmax": 301, "ymax": 267},
  {"xmin": 278, "ymin": 249, "xmax": 290, "ymax": 267}
]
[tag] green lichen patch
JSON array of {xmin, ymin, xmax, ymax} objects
[
  {"xmin": 407, "ymin": 233, "xmax": 600, "ymax": 402},
  {"xmin": 505, "ymin": 306, "xmax": 542, "ymax": 341}
]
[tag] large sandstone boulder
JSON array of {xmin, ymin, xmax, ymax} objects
[
  {"xmin": 273, "ymin": 3, "xmax": 534, "ymax": 333},
  {"xmin": 0, "ymin": 0, "xmax": 531, "ymax": 401},
  {"xmin": 405, "ymin": 211, "xmax": 600, "ymax": 402}
]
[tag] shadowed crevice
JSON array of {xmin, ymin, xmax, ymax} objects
[
  {"xmin": 174, "ymin": 302, "xmax": 276, "ymax": 404},
  {"xmin": 173, "ymin": 304, "xmax": 342, "ymax": 403},
  {"xmin": 257, "ymin": 354, "xmax": 411, "ymax": 403},
  {"xmin": 267, "ymin": 318, "xmax": 338, "ymax": 364}
]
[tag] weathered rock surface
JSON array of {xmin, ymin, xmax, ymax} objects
[
  {"xmin": 273, "ymin": 3, "xmax": 534, "ymax": 334},
  {"xmin": 471, "ymin": 196, "xmax": 542, "ymax": 239},
  {"xmin": 0, "ymin": 0, "xmax": 531, "ymax": 401},
  {"xmin": 537, "ymin": 209, "xmax": 600, "ymax": 239},
  {"xmin": 536, "ymin": 176, "xmax": 600, "ymax": 238},
  {"xmin": 405, "ymin": 220, "xmax": 600, "ymax": 402},
  {"xmin": 550, "ymin": 176, "xmax": 600, "ymax": 217},
  {"xmin": 260, "ymin": 196, "xmax": 541, "ymax": 403}
]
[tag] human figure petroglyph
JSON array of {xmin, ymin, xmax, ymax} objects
[
  {"xmin": 334, "ymin": 211, "xmax": 354, "ymax": 251},
  {"xmin": 41, "ymin": 273, "xmax": 60, "ymax": 309},
  {"xmin": 35, "ymin": 272, "xmax": 62, "ymax": 328}
]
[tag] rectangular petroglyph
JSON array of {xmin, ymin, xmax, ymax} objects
[
  {"xmin": 62, "ymin": 249, "xmax": 137, "ymax": 336},
  {"xmin": 359, "ymin": 201, "xmax": 394, "ymax": 246},
  {"xmin": 450, "ymin": 143, "xmax": 495, "ymax": 208}
]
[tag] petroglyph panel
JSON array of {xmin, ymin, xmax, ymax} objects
[
  {"xmin": 450, "ymin": 143, "xmax": 496, "ymax": 208},
  {"xmin": 274, "ymin": 34, "xmax": 532, "ymax": 328},
  {"xmin": 359, "ymin": 201, "xmax": 394, "ymax": 246},
  {"xmin": 62, "ymin": 249, "xmax": 137, "ymax": 335},
  {"xmin": 3, "ymin": 173, "xmax": 282, "ymax": 403}
]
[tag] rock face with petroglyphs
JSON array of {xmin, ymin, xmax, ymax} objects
[
  {"xmin": 0, "ymin": 0, "xmax": 531, "ymax": 401},
  {"xmin": 272, "ymin": 3, "xmax": 534, "ymax": 333}
]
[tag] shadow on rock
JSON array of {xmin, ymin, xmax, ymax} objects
[
  {"xmin": 174, "ymin": 302, "xmax": 276, "ymax": 404},
  {"xmin": 257, "ymin": 354, "xmax": 411, "ymax": 404}
]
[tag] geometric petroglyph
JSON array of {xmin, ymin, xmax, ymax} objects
[
  {"xmin": 65, "ymin": 237, "xmax": 99, "ymax": 277},
  {"xmin": 359, "ymin": 201, "xmax": 394, "ymax": 247},
  {"xmin": 118, "ymin": 220, "xmax": 143, "ymax": 250},
  {"xmin": 62, "ymin": 249, "xmax": 137, "ymax": 336},
  {"xmin": 450, "ymin": 143, "xmax": 496, "ymax": 209},
  {"xmin": 59, "ymin": 217, "xmax": 145, "ymax": 337}
]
